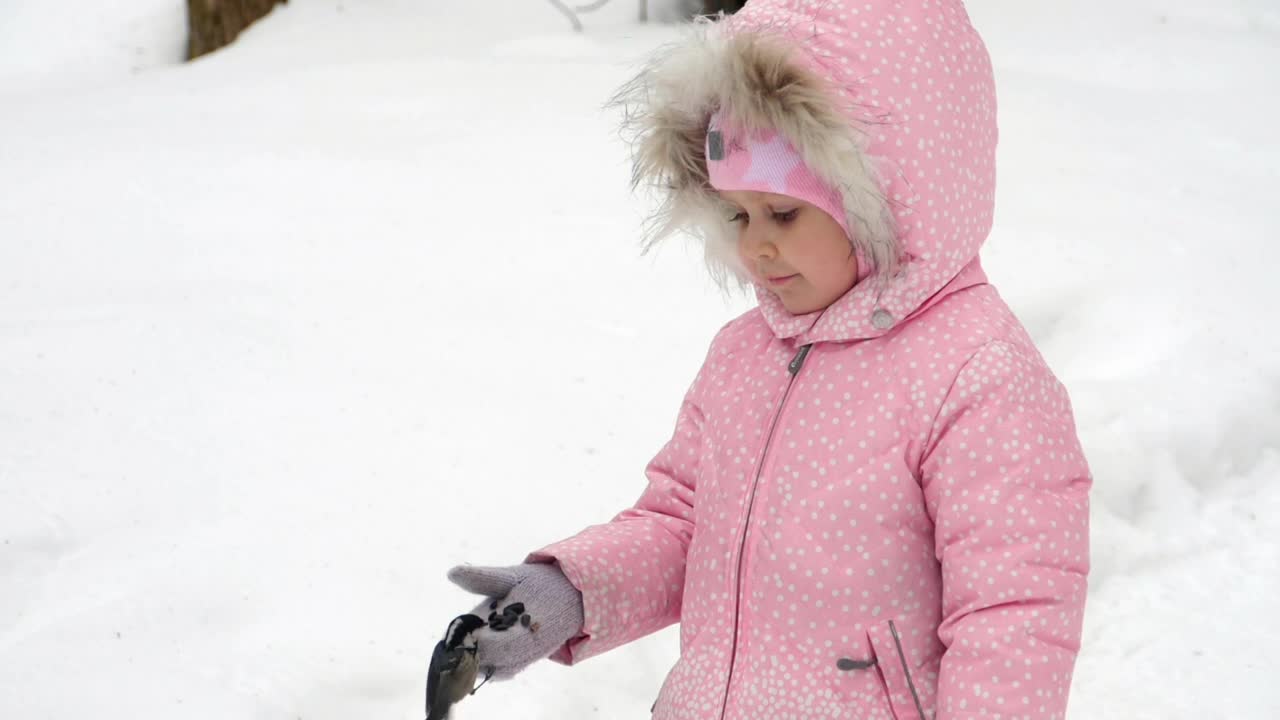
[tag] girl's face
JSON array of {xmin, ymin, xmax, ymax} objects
[{"xmin": 720, "ymin": 190, "xmax": 858, "ymax": 315}]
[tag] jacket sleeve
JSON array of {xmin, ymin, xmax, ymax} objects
[
  {"xmin": 524, "ymin": 356, "xmax": 709, "ymax": 665},
  {"xmin": 920, "ymin": 341, "xmax": 1091, "ymax": 720}
]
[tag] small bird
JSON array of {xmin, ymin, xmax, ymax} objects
[{"xmin": 426, "ymin": 614, "xmax": 488, "ymax": 720}]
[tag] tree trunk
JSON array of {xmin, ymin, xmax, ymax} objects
[{"xmin": 187, "ymin": 0, "xmax": 287, "ymax": 60}]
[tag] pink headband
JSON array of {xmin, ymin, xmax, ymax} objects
[{"xmin": 704, "ymin": 110, "xmax": 850, "ymax": 238}]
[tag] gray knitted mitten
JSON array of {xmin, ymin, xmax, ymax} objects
[{"xmin": 446, "ymin": 562, "xmax": 584, "ymax": 680}]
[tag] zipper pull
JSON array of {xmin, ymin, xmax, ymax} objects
[{"xmin": 788, "ymin": 344, "xmax": 813, "ymax": 376}]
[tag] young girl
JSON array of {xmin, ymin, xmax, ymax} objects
[{"xmin": 445, "ymin": 2, "xmax": 1091, "ymax": 718}]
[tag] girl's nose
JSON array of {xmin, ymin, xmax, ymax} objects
[{"xmin": 740, "ymin": 226, "xmax": 778, "ymax": 260}]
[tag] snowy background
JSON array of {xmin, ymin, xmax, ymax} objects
[{"xmin": 2, "ymin": 0, "xmax": 1278, "ymax": 718}]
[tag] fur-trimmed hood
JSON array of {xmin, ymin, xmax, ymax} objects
[{"xmin": 613, "ymin": 0, "xmax": 998, "ymax": 343}]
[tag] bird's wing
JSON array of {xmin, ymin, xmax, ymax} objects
[{"xmin": 426, "ymin": 639, "xmax": 446, "ymax": 717}]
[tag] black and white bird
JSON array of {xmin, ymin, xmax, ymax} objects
[{"xmin": 426, "ymin": 614, "xmax": 488, "ymax": 720}]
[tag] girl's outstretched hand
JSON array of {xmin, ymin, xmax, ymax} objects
[{"xmin": 446, "ymin": 562, "xmax": 585, "ymax": 680}]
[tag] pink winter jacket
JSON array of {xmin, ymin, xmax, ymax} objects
[{"xmin": 528, "ymin": 2, "xmax": 1091, "ymax": 719}]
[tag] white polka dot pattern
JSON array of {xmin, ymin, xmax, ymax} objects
[
  {"xmin": 729, "ymin": 0, "xmax": 999, "ymax": 344},
  {"xmin": 529, "ymin": 285, "xmax": 1091, "ymax": 719},
  {"xmin": 525, "ymin": 2, "xmax": 1091, "ymax": 719}
]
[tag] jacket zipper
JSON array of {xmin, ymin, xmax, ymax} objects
[
  {"xmin": 716, "ymin": 343, "xmax": 813, "ymax": 720},
  {"xmin": 888, "ymin": 619, "xmax": 928, "ymax": 720}
]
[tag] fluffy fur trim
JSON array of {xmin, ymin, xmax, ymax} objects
[{"xmin": 609, "ymin": 16, "xmax": 899, "ymax": 287}]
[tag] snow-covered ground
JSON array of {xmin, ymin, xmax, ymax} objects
[{"xmin": 2, "ymin": 1, "xmax": 1277, "ymax": 718}]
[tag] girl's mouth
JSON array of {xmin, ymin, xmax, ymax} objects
[{"xmin": 767, "ymin": 274, "xmax": 798, "ymax": 286}]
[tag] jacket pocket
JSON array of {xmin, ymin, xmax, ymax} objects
[{"xmin": 867, "ymin": 619, "xmax": 932, "ymax": 720}]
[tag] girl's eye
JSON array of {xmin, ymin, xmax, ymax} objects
[{"xmin": 729, "ymin": 209, "xmax": 797, "ymax": 224}]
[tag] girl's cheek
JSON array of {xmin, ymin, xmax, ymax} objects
[{"xmin": 735, "ymin": 245, "xmax": 757, "ymax": 280}]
